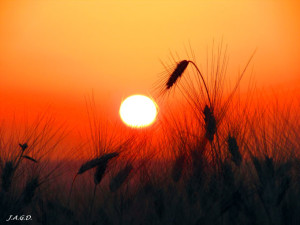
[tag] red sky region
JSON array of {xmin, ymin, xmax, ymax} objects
[{"xmin": 0, "ymin": 0, "xmax": 299, "ymax": 153}]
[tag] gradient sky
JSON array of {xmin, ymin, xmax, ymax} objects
[{"xmin": 0, "ymin": 0, "xmax": 299, "ymax": 138}]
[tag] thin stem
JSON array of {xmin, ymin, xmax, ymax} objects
[
  {"xmin": 188, "ymin": 60, "xmax": 212, "ymax": 107},
  {"xmin": 67, "ymin": 174, "xmax": 78, "ymax": 207},
  {"xmin": 89, "ymin": 184, "xmax": 97, "ymax": 218},
  {"xmin": 14, "ymin": 148, "xmax": 25, "ymax": 169}
]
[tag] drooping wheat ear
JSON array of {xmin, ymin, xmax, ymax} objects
[
  {"xmin": 109, "ymin": 163, "xmax": 133, "ymax": 192},
  {"xmin": 21, "ymin": 176, "xmax": 39, "ymax": 205},
  {"xmin": 165, "ymin": 60, "xmax": 211, "ymax": 105},
  {"xmin": 94, "ymin": 160, "xmax": 109, "ymax": 185},
  {"xmin": 166, "ymin": 60, "xmax": 189, "ymax": 89},
  {"xmin": 227, "ymin": 135, "xmax": 242, "ymax": 166},
  {"xmin": 91, "ymin": 154, "xmax": 118, "ymax": 217},
  {"xmin": 94, "ymin": 153, "xmax": 120, "ymax": 185},
  {"xmin": 68, "ymin": 152, "xmax": 119, "ymax": 206},
  {"xmin": 1, "ymin": 161, "xmax": 14, "ymax": 192},
  {"xmin": 203, "ymin": 105, "xmax": 216, "ymax": 142},
  {"xmin": 77, "ymin": 152, "xmax": 119, "ymax": 175},
  {"xmin": 171, "ymin": 154, "xmax": 185, "ymax": 183}
]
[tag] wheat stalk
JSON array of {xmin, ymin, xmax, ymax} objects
[
  {"xmin": 1, "ymin": 161, "xmax": 14, "ymax": 192},
  {"xmin": 21, "ymin": 176, "xmax": 39, "ymax": 205},
  {"xmin": 171, "ymin": 154, "xmax": 186, "ymax": 183},
  {"xmin": 165, "ymin": 60, "xmax": 211, "ymax": 106}
]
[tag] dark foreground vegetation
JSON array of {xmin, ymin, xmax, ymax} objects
[{"xmin": 1, "ymin": 50, "xmax": 299, "ymax": 224}]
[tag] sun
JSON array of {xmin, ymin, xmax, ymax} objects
[{"xmin": 119, "ymin": 95, "xmax": 158, "ymax": 128}]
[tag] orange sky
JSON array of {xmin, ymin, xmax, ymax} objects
[{"xmin": 0, "ymin": 0, "xmax": 299, "ymax": 142}]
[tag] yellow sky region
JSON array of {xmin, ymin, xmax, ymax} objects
[{"xmin": 0, "ymin": 0, "xmax": 299, "ymax": 128}]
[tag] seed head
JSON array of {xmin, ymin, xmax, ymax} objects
[
  {"xmin": 94, "ymin": 160, "xmax": 109, "ymax": 185},
  {"xmin": 78, "ymin": 152, "xmax": 119, "ymax": 175},
  {"xmin": 109, "ymin": 164, "xmax": 133, "ymax": 192},
  {"xmin": 166, "ymin": 60, "xmax": 189, "ymax": 89},
  {"xmin": 227, "ymin": 135, "xmax": 242, "ymax": 166},
  {"xmin": 22, "ymin": 177, "xmax": 39, "ymax": 205},
  {"xmin": 203, "ymin": 105, "xmax": 217, "ymax": 142}
]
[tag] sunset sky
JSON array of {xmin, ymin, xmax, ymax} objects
[{"xmin": 0, "ymin": 0, "xmax": 299, "ymax": 138}]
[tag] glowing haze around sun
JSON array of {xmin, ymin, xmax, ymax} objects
[{"xmin": 119, "ymin": 95, "xmax": 157, "ymax": 128}]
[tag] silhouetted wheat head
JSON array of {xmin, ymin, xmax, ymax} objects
[
  {"xmin": 166, "ymin": 60, "xmax": 189, "ymax": 89},
  {"xmin": 227, "ymin": 135, "xmax": 242, "ymax": 167},
  {"xmin": 159, "ymin": 45, "xmax": 256, "ymax": 176},
  {"xmin": 109, "ymin": 163, "xmax": 133, "ymax": 192},
  {"xmin": 21, "ymin": 176, "xmax": 39, "ymax": 205},
  {"xmin": 68, "ymin": 152, "xmax": 119, "ymax": 197},
  {"xmin": 77, "ymin": 152, "xmax": 119, "ymax": 175},
  {"xmin": 94, "ymin": 158, "xmax": 110, "ymax": 185},
  {"xmin": 203, "ymin": 105, "xmax": 217, "ymax": 142}
]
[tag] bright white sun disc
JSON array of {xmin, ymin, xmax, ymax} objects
[{"xmin": 119, "ymin": 95, "xmax": 158, "ymax": 128}]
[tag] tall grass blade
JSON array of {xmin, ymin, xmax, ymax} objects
[
  {"xmin": 22, "ymin": 155, "xmax": 38, "ymax": 163},
  {"xmin": 171, "ymin": 154, "xmax": 185, "ymax": 182}
]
